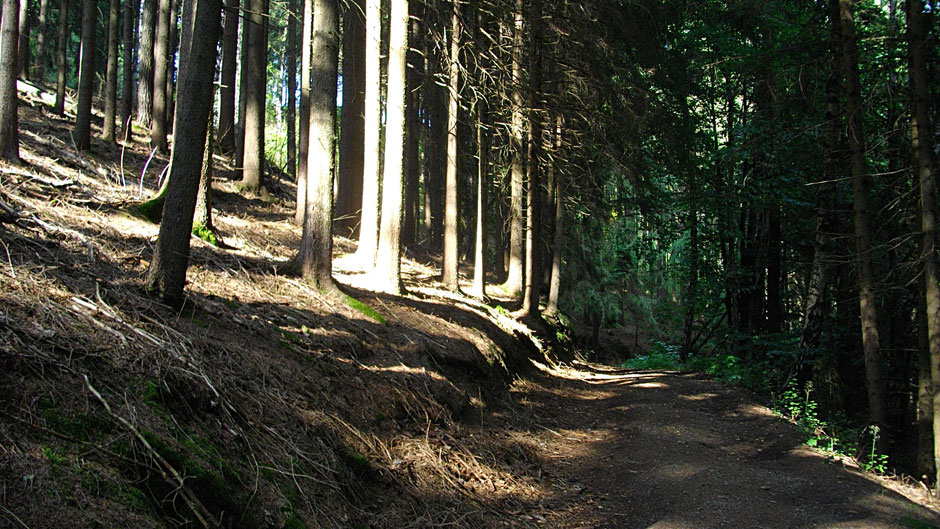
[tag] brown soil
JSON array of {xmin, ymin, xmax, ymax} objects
[
  {"xmin": 2, "ymin": 82, "xmax": 940, "ymax": 529},
  {"xmin": 499, "ymin": 364, "xmax": 940, "ymax": 528}
]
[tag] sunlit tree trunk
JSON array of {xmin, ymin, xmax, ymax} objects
[
  {"xmin": 839, "ymin": 0, "xmax": 886, "ymax": 428},
  {"xmin": 292, "ymin": 0, "xmax": 339, "ymax": 290},
  {"xmin": 151, "ymin": 0, "xmax": 170, "ymax": 152},
  {"xmin": 136, "ymin": 0, "xmax": 155, "ymax": 126},
  {"xmin": 101, "ymin": 0, "xmax": 120, "ymax": 143},
  {"xmin": 471, "ymin": 102, "xmax": 488, "ymax": 299},
  {"xmin": 501, "ymin": 0, "xmax": 525, "ymax": 297},
  {"xmin": 374, "ymin": 0, "xmax": 408, "ymax": 294},
  {"xmin": 238, "ymin": 0, "xmax": 267, "ymax": 191},
  {"xmin": 441, "ymin": 0, "xmax": 461, "ymax": 291},
  {"xmin": 351, "ymin": 0, "xmax": 381, "ymax": 266},
  {"xmin": 145, "ymin": 0, "xmax": 222, "ymax": 308},
  {"xmin": 0, "ymin": 0, "xmax": 19, "ymax": 162},
  {"xmin": 73, "ymin": 0, "xmax": 96, "ymax": 151},
  {"xmin": 545, "ymin": 114, "xmax": 564, "ymax": 315},
  {"xmin": 335, "ymin": 0, "xmax": 365, "ymax": 235},
  {"xmin": 285, "ymin": 0, "xmax": 297, "ymax": 179},
  {"xmin": 519, "ymin": 0, "xmax": 543, "ymax": 317},
  {"xmin": 292, "ymin": 0, "xmax": 311, "ymax": 224},
  {"xmin": 121, "ymin": 0, "xmax": 138, "ymax": 139}
]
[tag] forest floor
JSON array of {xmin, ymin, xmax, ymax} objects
[{"xmin": 2, "ymin": 82, "xmax": 940, "ymax": 528}]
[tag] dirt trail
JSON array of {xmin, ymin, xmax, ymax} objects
[{"xmin": 506, "ymin": 365, "xmax": 940, "ymax": 529}]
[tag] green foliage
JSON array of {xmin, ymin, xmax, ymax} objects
[
  {"xmin": 192, "ymin": 223, "xmax": 218, "ymax": 246},
  {"xmin": 621, "ymin": 341, "xmax": 681, "ymax": 370},
  {"xmin": 862, "ymin": 425, "xmax": 888, "ymax": 474},
  {"xmin": 342, "ymin": 295, "xmax": 387, "ymax": 325}
]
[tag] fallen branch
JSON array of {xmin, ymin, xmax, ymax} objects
[{"xmin": 83, "ymin": 375, "xmax": 220, "ymax": 529}]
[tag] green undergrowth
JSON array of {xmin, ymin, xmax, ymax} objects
[
  {"xmin": 342, "ymin": 295, "xmax": 386, "ymax": 324},
  {"xmin": 192, "ymin": 222, "xmax": 219, "ymax": 246}
]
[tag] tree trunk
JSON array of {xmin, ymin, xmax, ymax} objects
[
  {"xmin": 293, "ymin": 0, "xmax": 311, "ymax": 223},
  {"xmin": 839, "ymin": 0, "xmax": 887, "ymax": 428},
  {"xmin": 681, "ymin": 168, "xmax": 698, "ymax": 362},
  {"xmin": 285, "ymin": 0, "xmax": 296, "ymax": 179},
  {"xmin": 501, "ymin": 0, "xmax": 525, "ymax": 298},
  {"xmin": 471, "ymin": 101, "xmax": 488, "ymax": 299},
  {"xmin": 53, "ymin": 0, "xmax": 67, "ymax": 113},
  {"xmin": 545, "ymin": 114, "xmax": 564, "ymax": 315},
  {"xmin": 101, "ymin": 0, "xmax": 120, "ymax": 142},
  {"xmin": 292, "ymin": 0, "xmax": 339, "ymax": 290},
  {"xmin": 32, "ymin": 0, "xmax": 48, "ymax": 80},
  {"xmin": 145, "ymin": 0, "xmax": 222, "ymax": 308},
  {"xmin": 906, "ymin": 0, "xmax": 940, "ymax": 493},
  {"xmin": 796, "ymin": 0, "xmax": 841, "ymax": 387},
  {"xmin": 136, "ymin": 0, "xmax": 155, "ymax": 126},
  {"xmin": 121, "ymin": 0, "xmax": 138, "ymax": 139},
  {"xmin": 194, "ymin": 117, "xmax": 215, "ymax": 234},
  {"xmin": 441, "ymin": 0, "xmax": 461, "ymax": 291},
  {"xmin": 73, "ymin": 0, "xmax": 96, "ymax": 151},
  {"xmin": 238, "ymin": 0, "xmax": 266, "ymax": 191},
  {"xmin": 519, "ymin": 0, "xmax": 543, "ymax": 317},
  {"xmin": 165, "ymin": 0, "xmax": 179, "ymax": 130},
  {"xmin": 0, "ymin": 0, "xmax": 19, "ymax": 162},
  {"xmin": 216, "ymin": 0, "xmax": 238, "ymax": 153},
  {"xmin": 401, "ymin": 2, "xmax": 420, "ymax": 247},
  {"xmin": 16, "ymin": 0, "xmax": 27, "ymax": 80},
  {"xmin": 351, "ymin": 0, "xmax": 381, "ymax": 266},
  {"xmin": 374, "ymin": 0, "xmax": 408, "ymax": 294},
  {"xmin": 335, "ymin": 0, "xmax": 365, "ymax": 235},
  {"xmin": 151, "ymin": 0, "xmax": 170, "ymax": 152}
]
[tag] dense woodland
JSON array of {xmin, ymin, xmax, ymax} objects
[{"xmin": 1, "ymin": 0, "xmax": 940, "ymax": 509}]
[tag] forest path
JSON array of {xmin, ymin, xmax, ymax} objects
[{"xmin": 508, "ymin": 365, "xmax": 940, "ymax": 529}]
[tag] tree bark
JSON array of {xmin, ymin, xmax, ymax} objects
[
  {"xmin": 151, "ymin": 0, "xmax": 170, "ymax": 152},
  {"xmin": 238, "ymin": 0, "xmax": 266, "ymax": 191},
  {"xmin": 73, "ymin": 0, "xmax": 96, "ymax": 151},
  {"xmin": 216, "ymin": 0, "xmax": 238, "ymax": 153},
  {"xmin": 16, "ymin": 0, "xmax": 27, "ymax": 80},
  {"xmin": 145, "ymin": 0, "xmax": 222, "ymax": 308},
  {"xmin": 520, "ymin": 0, "xmax": 542, "ymax": 317},
  {"xmin": 471, "ymin": 101, "xmax": 488, "ymax": 299},
  {"xmin": 350, "ymin": 0, "xmax": 381, "ymax": 266},
  {"xmin": 401, "ymin": 2, "xmax": 420, "ymax": 247},
  {"xmin": 545, "ymin": 114, "xmax": 564, "ymax": 315},
  {"xmin": 335, "ymin": 0, "xmax": 365, "ymax": 236},
  {"xmin": 165, "ymin": 0, "xmax": 179, "ymax": 129},
  {"xmin": 136, "ymin": 0, "xmax": 155, "ymax": 126},
  {"xmin": 101, "ymin": 0, "xmax": 120, "ymax": 142},
  {"xmin": 906, "ymin": 0, "xmax": 940, "ymax": 493},
  {"xmin": 293, "ymin": 0, "xmax": 339, "ymax": 290},
  {"xmin": 441, "ymin": 0, "xmax": 461, "ymax": 291},
  {"xmin": 32, "ymin": 0, "xmax": 48, "ymax": 80},
  {"xmin": 839, "ymin": 0, "xmax": 887, "ymax": 428},
  {"xmin": 121, "ymin": 0, "xmax": 138, "ymax": 139},
  {"xmin": 0, "ymin": 0, "xmax": 19, "ymax": 162},
  {"xmin": 293, "ymin": 0, "xmax": 311, "ymax": 223},
  {"xmin": 53, "ymin": 0, "xmax": 66, "ymax": 113},
  {"xmin": 374, "ymin": 0, "xmax": 408, "ymax": 294},
  {"xmin": 796, "ymin": 0, "xmax": 842, "ymax": 388},
  {"xmin": 501, "ymin": 0, "xmax": 525, "ymax": 297},
  {"xmin": 285, "ymin": 0, "xmax": 296, "ymax": 179}
]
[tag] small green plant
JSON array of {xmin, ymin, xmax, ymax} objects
[
  {"xmin": 621, "ymin": 341, "xmax": 680, "ymax": 370},
  {"xmin": 862, "ymin": 425, "xmax": 889, "ymax": 474},
  {"xmin": 342, "ymin": 295, "xmax": 386, "ymax": 325},
  {"xmin": 192, "ymin": 223, "xmax": 218, "ymax": 246}
]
